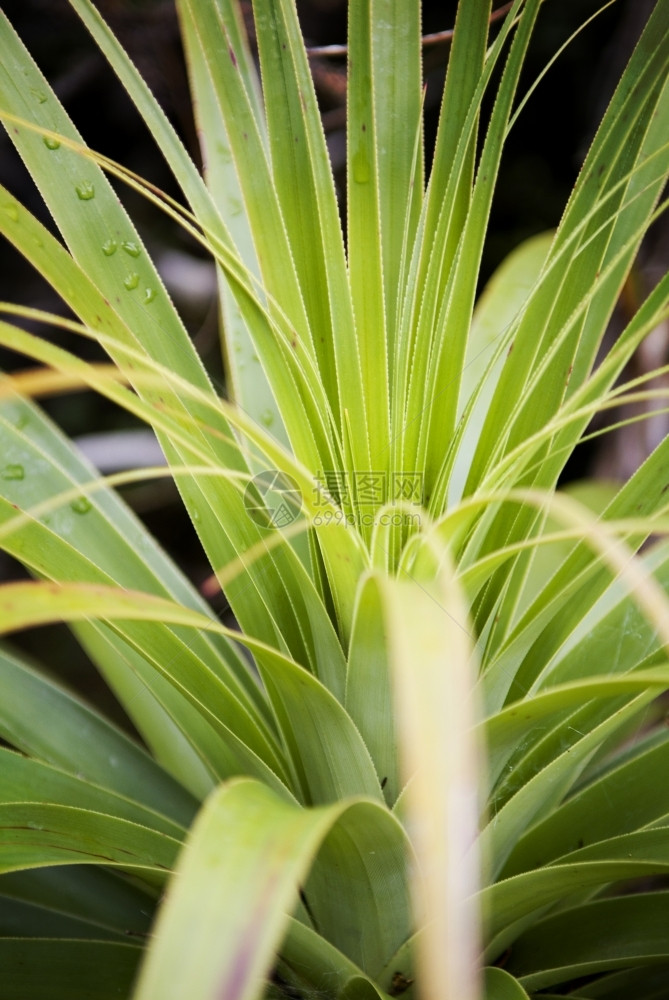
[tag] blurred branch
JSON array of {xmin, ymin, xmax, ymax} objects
[{"xmin": 306, "ymin": 2, "xmax": 514, "ymax": 56}]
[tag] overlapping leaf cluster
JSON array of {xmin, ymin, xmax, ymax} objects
[{"xmin": 0, "ymin": 1, "xmax": 668, "ymax": 998}]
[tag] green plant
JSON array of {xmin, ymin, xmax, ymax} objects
[{"xmin": 0, "ymin": 1, "xmax": 668, "ymax": 997}]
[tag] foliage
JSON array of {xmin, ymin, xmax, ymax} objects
[{"xmin": 0, "ymin": 1, "xmax": 668, "ymax": 998}]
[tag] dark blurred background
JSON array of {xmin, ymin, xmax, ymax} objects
[{"xmin": 0, "ymin": 0, "xmax": 665, "ymax": 726}]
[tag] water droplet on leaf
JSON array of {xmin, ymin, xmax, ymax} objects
[
  {"xmin": 121, "ymin": 240, "xmax": 141, "ymax": 257},
  {"xmin": 43, "ymin": 135, "xmax": 60, "ymax": 150},
  {"xmin": 1, "ymin": 464, "xmax": 25, "ymax": 481},
  {"xmin": 3, "ymin": 202, "xmax": 19, "ymax": 221},
  {"xmin": 30, "ymin": 88, "xmax": 47, "ymax": 104},
  {"xmin": 216, "ymin": 142, "xmax": 232, "ymax": 163},
  {"xmin": 70, "ymin": 496, "xmax": 92, "ymax": 514},
  {"xmin": 75, "ymin": 182, "xmax": 95, "ymax": 201},
  {"xmin": 102, "ymin": 239, "xmax": 118, "ymax": 256},
  {"xmin": 260, "ymin": 410, "xmax": 275, "ymax": 428},
  {"xmin": 124, "ymin": 273, "xmax": 139, "ymax": 291},
  {"xmin": 352, "ymin": 148, "xmax": 369, "ymax": 184},
  {"xmin": 144, "ymin": 287, "xmax": 156, "ymax": 304}
]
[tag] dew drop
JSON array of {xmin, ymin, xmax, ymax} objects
[
  {"xmin": 124, "ymin": 273, "xmax": 140, "ymax": 291},
  {"xmin": 216, "ymin": 142, "xmax": 232, "ymax": 164},
  {"xmin": 121, "ymin": 240, "xmax": 141, "ymax": 258},
  {"xmin": 43, "ymin": 135, "xmax": 60, "ymax": 150},
  {"xmin": 3, "ymin": 202, "xmax": 19, "ymax": 222},
  {"xmin": 27, "ymin": 820, "xmax": 44, "ymax": 830},
  {"xmin": 102, "ymin": 239, "xmax": 118, "ymax": 256},
  {"xmin": 70, "ymin": 496, "xmax": 92, "ymax": 514},
  {"xmin": 260, "ymin": 409, "xmax": 275, "ymax": 428},
  {"xmin": 30, "ymin": 88, "xmax": 47, "ymax": 104},
  {"xmin": 1, "ymin": 463, "xmax": 25, "ymax": 481},
  {"xmin": 75, "ymin": 181, "xmax": 95, "ymax": 201},
  {"xmin": 144, "ymin": 287, "xmax": 156, "ymax": 304},
  {"xmin": 352, "ymin": 148, "xmax": 369, "ymax": 184}
]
